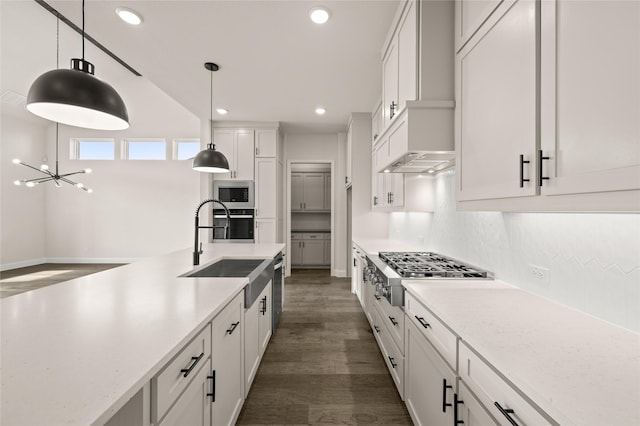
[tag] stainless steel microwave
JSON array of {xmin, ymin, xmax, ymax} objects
[{"xmin": 212, "ymin": 180, "xmax": 255, "ymax": 209}]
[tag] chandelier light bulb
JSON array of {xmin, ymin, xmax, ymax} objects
[
  {"xmin": 12, "ymin": 159, "xmax": 20, "ymax": 164},
  {"xmin": 26, "ymin": 182, "xmax": 36, "ymax": 188},
  {"xmin": 76, "ymin": 183, "xmax": 84, "ymax": 188},
  {"xmin": 55, "ymin": 180, "xmax": 62, "ymax": 188},
  {"xmin": 84, "ymin": 168, "xmax": 92, "ymax": 174},
  {"xmin": 40, "ymin": 164, "xmax": 49, "ymax": 170},
  {"xmin": 87, "ymin": 188, "xmax": 93, "ymax": 193},
  {"xmin": 14, "ymin": 180, "xmax": 21, "ymax": 186}
]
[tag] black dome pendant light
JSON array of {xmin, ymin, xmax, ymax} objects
[
  {"xmin": 192, "ymin": 62, "xmax": 230, "ymax": 173},
  {"xmin": 26, "ymin": 0, "xmax": 129, "ymax": 131}
]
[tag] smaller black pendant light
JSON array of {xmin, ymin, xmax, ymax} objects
[
  {"xmin": 192, "ymin": 62, "xmax": 230, "ymax": 173},
  {"xmin": 26, "ymin": 0, "xmax": 129, "ymax": 130}
]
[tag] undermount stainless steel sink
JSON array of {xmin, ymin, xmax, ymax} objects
[
  {"xmin": 186, "ymin": 259, "xmax": 266, "ymax": 277},
  {"xmin": 182, "ymin": 258, "xmax": 274, "ymax": 308}
]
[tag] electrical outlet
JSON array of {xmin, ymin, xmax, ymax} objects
[{"xmin": 528, "ymin": 264, "xmax": 550, "ymax": 287}]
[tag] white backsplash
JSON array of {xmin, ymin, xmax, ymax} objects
[{"xmin": 389, "ymin": 170, "xmax": 640, "ymax": 332}]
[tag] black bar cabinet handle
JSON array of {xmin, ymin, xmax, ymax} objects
[
  {"xmin": 374, "ymin": 325, "xmax": 381, "ymax": 333},
  {"xmin": 519, "ymin": 154, "xmax": 530, "ymax": 188},
  {"xmin": 388, "ymin": 316, "xmax": 398, "ymax": 326},
  {"xmin": 374, "ymin": 294, "xmax": 381, "ymax": 301},
  {"xmin": 454, "ymin": 393, "xmax": 465, "ymax": 425},
  {"xmin": 180, "ymin": 352, "xmax": 204, "ymax": 377},
  {"xmin": 206, "ymin": 370, "xmax": 215, "ymax": 402},
  {"xmin": 442, "ymin": 379, "xmax": 453, "ymax": 412},
  {"xmin": 226, "ymin": 321, "xmax": 240, "ymax": 335},
  {"xmin": 388, "ymin": 356, "xmax": 397, "ymax": 369},
  {"xmin": 415, "ymin": 315, "xmax": 431, "ymax": 329},
  {"xmin": 538, "ymin": 150, "xmax": 550, "ymax": 187},
  {"xmin": 494, "ymin": 402, "xmax": 519, "ymax": 426},
  {"xmin": 260, "ymin": 296, "xmax": 268, "ymax": 315}
]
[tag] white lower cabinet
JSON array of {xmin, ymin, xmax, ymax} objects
[
  {"xmin": 371, "ymin": 302, "xmax": 404, "ymax": 399},
  {"xmin": 158, "ymin": 359, "xmax": 212, "ymax": 426},
  {"xmin": 244, "ymin": 281, "xmax": 272, "ymax": 396},
  {"xmin": 211, "ymin": 292, "xmax": 244, "ymax": 426},
  {"xmin": 459, "ymin": 343, "xmax": 553, "ymax": 426},
  {"xmin": 107, "ymin": 284, "xmax": 277, "ymax": 426},
  {"xmin": 405, "ymin": 320, "xmax": 456, "ymax": 426},
  {"xmin": 152, "ymin": 324, "xmax": 212, "ymax": 424},
  {"xmin": 457, "ymin": 381, "xmax": 499, "ymax": 426}
]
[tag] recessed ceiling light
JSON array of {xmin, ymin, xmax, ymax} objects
[
  {"xmin": 309, "ymin": 6, "xmax": 331, "ymax": 24},
  {"xmin": 315, "ymin": 107, "xmax": 326, "ymax": 115},
  {"xmin": 116, "ymin": 7, "xmax": 143, "ymax": 25},
  {"xmin": 216, "ymin": 108, "xmax": 228, "ymax": 115}
]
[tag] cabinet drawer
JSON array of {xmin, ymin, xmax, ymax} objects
[
  {"xmin": 459, "ymin": 343, "xmax": 553, "ymax": 426},
  {"xmin": 378, "ymin": 296, "xmax": 405, "ymax": 355},
  {"xmin": 291, "ymin": 233, "xmax": 303, "ymax": 240},
  {"xmin": 457, "ymin": 381, "xmax": 500, "ymax": 426},
  {"xmin": 372, "ymin": 304, "xmax": 404, "ymax": 399},
  {"xmin": 302, "ymin": 233, "xmax": 324, "ymax": 240},
  {"xmin": 153, "ymin": 324, "xmax": 212, "ymax": 423},
  {"xmin": 322, "ymin": 233, "xmax": 331, "ymax": 240},
  {"xmin": 405, "ymin": 292, "xmax": 457, "ymax": 371}
]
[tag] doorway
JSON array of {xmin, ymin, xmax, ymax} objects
[{"xmin": 287, "ymin": 162, "xmax": 333, "ymax": 276}]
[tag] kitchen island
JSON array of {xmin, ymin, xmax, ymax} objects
[{"xmin": 0, "ymin": 243, "xmax": 284, "ymax": 426}]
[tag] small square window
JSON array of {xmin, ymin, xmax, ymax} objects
[
  {"xmin": 123, "ymin": 139, "xmax": 166, "ymax": 160},
  {"xmin": 71, "ymin": 139, "xmax": 115, "ymax": 160},
  {"xmin": 174, "ymin": 139, "xmax": 201, "ymax": 160}
]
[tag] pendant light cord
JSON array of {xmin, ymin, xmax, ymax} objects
[
  {"xmin": 210, "ymin": 69, "xmax": 214, "ymax": 146},
  {"xmin": 56, "ymin": 15, "xmax": 59, "ymax": 69},
  {"xmin": 81, "ymin": 0, "xmax": 85, "ymax": 60},
  {"xmin": 55, "ymin": 16, "xmax": 60, "ymax": 177}
]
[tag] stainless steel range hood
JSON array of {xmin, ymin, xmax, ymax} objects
[{"xmin": 388, "ymin": 151, "xmax": 455, "ymax": 174}]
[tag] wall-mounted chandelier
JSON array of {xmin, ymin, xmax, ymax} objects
[{"xmin": 13, "ymin": 123, "xmax": 93, "ymax": 193}]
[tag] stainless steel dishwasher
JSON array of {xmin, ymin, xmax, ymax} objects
[{"xmin": 272, "ymin": 252, "xmax": 284, "ymax": 330}]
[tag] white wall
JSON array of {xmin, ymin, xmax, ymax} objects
[
  {"xmin": 1, "ymin": 1, "xmax": 201, "ymax": 268},
  {"xmin": 0, "ymin": 117, "xmax": 48, "ymax": 268},
  {"xmin": 389, "ymin": 170, "xmax": 640, "ymax": 332},
  {"xmin": 284, "ymin": 133, "xmax": 347, "ymax": 276}
]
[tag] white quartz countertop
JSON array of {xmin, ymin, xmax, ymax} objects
[
  {"xmin": 1, "ymin": 243, "xmax": 284, "ymax": 426},
  {"xmin": 352, "ymin": 237, "xmax": 420, "ymax": 255},
  {"xmin": 404, "ymin": 281, "xmax": 640, "ymax": 426}
]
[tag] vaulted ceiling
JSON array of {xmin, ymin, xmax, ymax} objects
[{"xmin": 28, "ymin": 0, "xmax": 399, "ymax": 133}]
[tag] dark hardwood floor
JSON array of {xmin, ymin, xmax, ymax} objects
[
  {"xmin": 0, "ymin": 263, "xmax": 123, "ymax": 298},
  {"xmin": 237, "ymin": 269, "xmax": 412, "ymax": 425}
]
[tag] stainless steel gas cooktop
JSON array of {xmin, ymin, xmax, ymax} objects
[
  {"xmin": 365, "ymin": 251, "xmax": 493, "ymax": 307},
  {"xmin": 378, "ymin": 252, "xmax": 492, "ymax": 279}
]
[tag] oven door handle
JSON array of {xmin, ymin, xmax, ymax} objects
[
  {"xmin": 214, "ymin": 215, "xmax": 254, "ymax": 219},
  {"xmin": 273, "ymin": 262, "xmax": 283, "ymax": 270}
]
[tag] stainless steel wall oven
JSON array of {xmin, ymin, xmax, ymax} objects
[{"xmin": 212, "ymin": 208, "xmax": 254, "ymax": 242}]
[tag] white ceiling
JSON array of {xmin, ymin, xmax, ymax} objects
[{"xmin": 39, "ymin": 0, "xmax": 399, "ymax": 133}]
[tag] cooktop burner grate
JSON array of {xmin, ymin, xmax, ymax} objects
[{"xmin": 378, "ymin": 252, "xmax": 491, "ymax": 279}]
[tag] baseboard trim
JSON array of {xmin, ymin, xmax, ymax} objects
[
  {"xmin": 333, "ymin": 268, "xmax": 347, "ymax": 278},
  {"xmin": 0, "ymin": 258, "xmax": 47, "ymax": 272},
  {"xmin": 1, "ymin": 257, "xmax": 138, "ymax": 272}
]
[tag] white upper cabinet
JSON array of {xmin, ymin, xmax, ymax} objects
[
  {"xmin": 539, "ymin": 0, "xmax": 640, "ymax": 202},
  {"xmin": 455, "ymin": 0, "xmax": 640, "ymax": 211},
  {"xmin": 255, "ymin": 158, "xmax": 277, "ymax": 218},
  {"xmin": 455, "ymin": 0, "xmax": 503, "ymax": 52},
  {"xmin": 456, "ymin": 0, "xmax": 538, "ymax": 202},
  {"xmin": 213, "ymin": 129, "xmax": 255, "ymax": 180},
  {"xmin": 254, "ymin": 129, "xmax": 277, "ymax": 158},
  {"xmin": 374, "ymin": 0, "xmax": 455, "ymax": 176}
]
